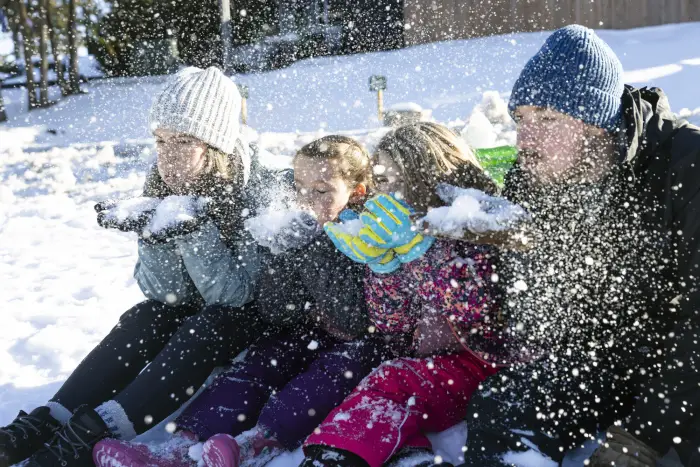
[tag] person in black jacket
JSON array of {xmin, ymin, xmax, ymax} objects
[{"xmin": 460, "ymin": 25, "xmax": 700, "ymax": 467}]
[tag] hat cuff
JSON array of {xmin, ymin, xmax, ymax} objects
[
  {"xmin": 508, "ymin": 84, "xmax": 623, "ymax": 132},
  {"xmin": 150, "ymin": 115, "xmax": 239, "ymax": 154}
]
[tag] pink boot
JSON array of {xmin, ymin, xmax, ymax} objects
[
  {"xmin": 202, "ymin": 429, "xmax": 284, "ymax": 467},
  {"xmin": 93, "ymin": 432, "xmax": 199, "ymax": 467},
  {"xmin": 201, "ymin": 434, "xmax": 240, "ymax": 467}
]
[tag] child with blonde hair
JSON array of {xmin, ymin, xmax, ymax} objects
[{"xmin": 302, "ymin": 122, "xmax": 507, "ymax": 467}]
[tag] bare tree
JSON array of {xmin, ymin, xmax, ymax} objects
[
  {"xmin": 0, "ymin": 87, "xmax": 7, "ymax": 122},
  {"xmin": 36, "ymin": 0, "xmax": 51, "ymax": 107},
  {"xmin": 3, "ymin": 2, "xmax": 24, "ymax": 66},
  {"xmin": 15, "ymin": 0, "xmax": 37, "ymax": 109},
  {"xmin": 65, "ymin": 0, "xmax": 80, "ymax": 94},
  {"xmin": 11, "ymin": 20, "xmax": 22, "ymax": 64},
  {"xmin": 45, "ymin": 0, "xmax": 65, "ymax": 94}
]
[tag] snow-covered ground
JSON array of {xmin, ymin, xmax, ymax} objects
[{"xmin": 2, "ymin": 22, "xmax": 699, "ymax": 466}]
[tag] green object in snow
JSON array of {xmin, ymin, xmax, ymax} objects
[{"xmin": 475, "ymin": 145, "xmax": 518, "ymax": 186}]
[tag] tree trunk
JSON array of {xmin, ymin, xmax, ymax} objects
[
  {"xmin": 15, "ymin": 0, "xmax": 37, "ymax": 109},
  {"xmin": 0, "ymin": 87, "xmax": 7, "ymax": 122},
  {"xmin": 37, "ymin": 0, "xmax": 51, "ymax": 107},
  {"xmin": 45, "ymin": 0, "xmax": 65, "ymax": 94},
  {"xmin": 10, "ymin": 13, "xmax": 22, "ymax": 65},
  {"xmin": 66, "ymin": 0, "xmax": 81, "ymax": 94}
]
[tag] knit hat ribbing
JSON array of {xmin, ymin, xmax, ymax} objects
[
  {"xmin": 509, "ymin": 25, "xmax": 625, "ymax": 132},
  {"xmin": 149, "ymin": 67, "xmax": 243, "ymax": 155}
]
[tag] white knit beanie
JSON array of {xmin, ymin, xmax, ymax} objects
[{"xmin": 149, "ymin": 67, "xmax": 251, "ymax": 183}]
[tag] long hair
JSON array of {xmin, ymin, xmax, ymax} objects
[{"xmin": 374, "ymin": 122, "xmax": 498, "ymax": 213}]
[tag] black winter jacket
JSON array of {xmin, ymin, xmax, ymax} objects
[
  {"xmin": 497, "ymin": 86, "xmax": 700, "ymax": 459},
  {"xmin": 255, "ymin": 236, "xmax": 371, "ymax": 340},
  {"xmin": 620, "ymin": 86, "xmax": 700, "ymax": 459}
]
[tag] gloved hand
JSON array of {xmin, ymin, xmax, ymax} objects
[
  {"xmin": 589, "ymin": 426, "xmax": 659, "ymax": 467},
  {"xmin": 144, "ymin": 196, "xmax": 211, "ymax": 243},
  {"xmin": 246, "ymin": 209, "xmax": 322, "ymax": 255},
  {"xmin": 368, "ymin": 250, "xmax": 401, "ymax": 274},
  {"xmin": 359, "ymin": 194, "xmax": 435, "ymax": 264},
  {"xmin": 324, "ymin": 209, "xmax": 389, "ymax": 265},
  {"xmin": 433, "ymin": 182, "xmax": 531, "ymax": 234},
  {"xmin": 95, "ymin": 197, "xmax": 160, "ymax": 235}
]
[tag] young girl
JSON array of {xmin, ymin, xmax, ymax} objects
[
  {"xmin": 0, "ymin": 67, "xmax": 276, "ymax": 467},
  {"xmin": 93, "ymin": 136, "xmax": 401, "ymax": 467},
  {"xmin": 302, "ymin": 122, "xmax": 505, "ymax": 467}
]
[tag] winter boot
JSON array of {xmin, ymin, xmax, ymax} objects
[
  {"xmin": 201, "ymin": 434, "xmax": 239, "ymax": 467},
  {"xmin": 0, "ymin": 407, "xmax": 62, "ymax": 467},
  {"xmin": 93, "ymin": 431, "xmax": 199, "ymax": 467},
  {"xmin": 26, "ymin": 406, "xmax": 110, "ymax": 467},
  {"xmin": 386, "ymin": 447, "xmax": 455, "ymax": 467},
  {"xmin": 202, "ymin": 429, "xmax": 284, "ymax": 467},
  {"xmin": 299, "ymin": 446, "xmax": 370, "ymax": 467}
]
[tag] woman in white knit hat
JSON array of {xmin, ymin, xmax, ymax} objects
[{"xmin": 0, "ymin": 67, "xmax": 286, "ymax": 467}]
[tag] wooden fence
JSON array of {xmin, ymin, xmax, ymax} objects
[{"xmin": 403, "ymin": 0, "xmax": 700, "ymax": 45}]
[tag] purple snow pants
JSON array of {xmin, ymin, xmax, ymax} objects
[{"xmin": 176, "ymin": 327, "xmax": 396, "ymax": 450}]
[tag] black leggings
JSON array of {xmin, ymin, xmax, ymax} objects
[{"xmin": 51, "ymin": 299, "xmax": 267, "ymax": 435}]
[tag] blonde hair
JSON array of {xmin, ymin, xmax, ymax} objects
[
  {"xmin": 144, "ymin": 144, "xmax": 244, "ymax": 198},
  {"xmin": 295, "ymin": 135, "xmax": 373, "ymax": 190},
  {"xmin": 374, "ymin": 122, "xmax": 497, "ymax": 212}
]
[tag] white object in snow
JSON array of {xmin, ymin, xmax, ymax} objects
[
  {"xmin": 384, "ymin": 102, "xmax": 432, "ymax": 127},
  {"xmin": 387, "ymin": 102, "xmax": 423, "ymax": 112},
  {"xmin": 462, "ymin": 109, "xmax": 498, "ymax": 149}
]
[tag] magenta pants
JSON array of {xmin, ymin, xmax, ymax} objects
[{"xmin": 304, "ymin": 351, "xmax": 500, "ymax": 467}]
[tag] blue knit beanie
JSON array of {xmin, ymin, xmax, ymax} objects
[{"xmin": 509, "ymin": 25, "xmax": 624, "ymax": 132}]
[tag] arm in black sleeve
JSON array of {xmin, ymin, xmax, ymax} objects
[
  {"xmin": 627, "ymin": 136, "xmax": 700, "ymax": 456},
  {"xmin": 297, "ymin": 238, "xmax": 371, "ymax": 339}
]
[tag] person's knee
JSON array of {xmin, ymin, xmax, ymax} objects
[{"xmin": 117, "ymin": 299, "xmax": 173, "ymax": 326}]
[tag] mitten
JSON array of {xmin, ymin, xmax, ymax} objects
[
  {"xmin": 144, "ymin": 196, "xmax": 211, "ymax": 243},
  {"xmin": 245, "ymin": 209, "xmax": 322, "ymax": 254},
  {"xmin": 95, "ymin": 197, "xmax": 159, "ymax": 235},
  {"xmin": 368, "ymin": 250, "xmax": 401, "ymax": 274},
  {"xmin": 324, "ymin": 222, "xmax": 389, "ymax": 264},
  {"xmin": 359, "ymin": 193, "xmax": 435, "ymax": 264}
]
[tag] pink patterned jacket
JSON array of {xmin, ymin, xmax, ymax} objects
[{"xmin": 365, "ymin": 240, "xmax": 496, "ymax": 334}]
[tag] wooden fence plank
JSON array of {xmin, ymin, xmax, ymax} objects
[{"xmin": 403, "ymin": 0, "xmax": 700, "ymax": 45}]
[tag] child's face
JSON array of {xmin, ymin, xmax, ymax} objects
[
  {"xmin": 155, "ymin": 129, "xmax": 208, "ymax": 190},
  {"xmin": 373, "ymin": 150, "xmax": 405, "ymax": 197},
  {"xmin": 294, "ymin": 155, "xmax": 359, "ymax": 225}
]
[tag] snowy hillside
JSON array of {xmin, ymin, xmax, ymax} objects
[
  {"xmin": 5, "ymin": 22, "xmax": 700, "ymax": 148},
  {"xmin": 2, "ymin": 22, "xmax": 700, "ymax": 466}
]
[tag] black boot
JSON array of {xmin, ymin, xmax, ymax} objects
[
  {"xmin": 387, "ymin": 447, "xmax": 456, "ymax": 467},
  {"xmin": 300, "ymin": 446, "xmax": 370, "ymax": 467},
  {"xmin": 26, "ymin": 406, "xmax": 110, "ymax": 467},
  {"xmin": 0, "ymin": 407, "xmax": 62, "ymax": 467}
]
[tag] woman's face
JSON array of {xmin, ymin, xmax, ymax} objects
[
  {"xmin": 373, "ymin": 150, "xmax": 405, "ymax": 198},
  {"xmin": 155, "ymin": 129, "xmax": 208, "ymax": 190},
  {"xmin": 294, "ymin": 155, "xmax": 362, "ymax": 226}
]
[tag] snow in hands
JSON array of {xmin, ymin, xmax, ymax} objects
[
  {"xmin": 245, "ymin": 201, "xmax": 323, "ymax": 255},
  {"xmin": 420, "ymin": 183, "xmax": 531, "ymax": 248},
  {"xmin": 147, "ymin": 196, "xmax": 210, "ymax": 235}
]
